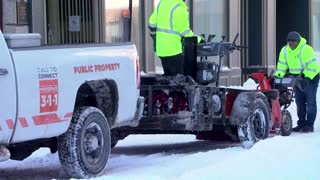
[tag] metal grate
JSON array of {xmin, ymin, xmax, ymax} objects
[{"xmin": 47, "ymin": 0, "xmax": 95, "ymax": 44}]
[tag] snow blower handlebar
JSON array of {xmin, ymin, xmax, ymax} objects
[
  {"xmin": 196, "ymin": 33, "xmax": 247, "ymax": 57},
  {"xmin": 250, "ymin": 71, "xmax": 303, "ymax": 109}
]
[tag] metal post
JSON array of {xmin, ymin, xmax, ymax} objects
[
  {"xmin": 122, "ymin": 13, "xmax": 130, "ymax": 42},
  {"xmin": 27, "ymin": 0, "xmax": 33, "ymax": 33},
  {"xmin": 129, "ymin": 0, "xmax": 132, "ymax": 41},
  {"xmin": 140, "ymin": 0, "xmax": 146, "ymax": 72},
  {"xmin": 189, "ymin": 0, "xmax": 193, "ymax": 29}
]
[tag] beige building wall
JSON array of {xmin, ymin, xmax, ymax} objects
[
  {"xmin": 3, "ymin": 0, "xmax": 28, "ymax": 33},
  {"xmin": 226, "ymin": 0, "xmax": 242, "ymax": 85},
  {"xmin": 31, "ymin": 0, "xmax": 46, "ymax": 44},
  {"xmin": 263, "ymin": 0, "xmax": 277, "ymax": 73}
]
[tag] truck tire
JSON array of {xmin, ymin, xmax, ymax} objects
[
  {"xmin": 235, "ymin": 92, "xmax": 271, "ymax": 149},
  {"xmin": 57, "ymin": 106, "xmax": 111, "ymax": 178},
  {"xmin": 281, "ymin": 109, "xmax": 292, "ymax": 136}
]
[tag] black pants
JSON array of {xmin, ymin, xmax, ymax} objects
[
  {"xmin": 160, "ymin": 53, "xmax": 184, "ymax": 76},
  {"xmin": 295, "ymin": 74, "xmax": 319, "ymax": 128}
]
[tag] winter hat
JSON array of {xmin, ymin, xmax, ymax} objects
[{"xmin": 287, "ymin": 31, "xmax": 300, "ymax": 41}]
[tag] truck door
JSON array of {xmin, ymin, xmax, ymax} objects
[{"xmin": 0, "ymin": 31, "xmax": 17, "ymax": 143}]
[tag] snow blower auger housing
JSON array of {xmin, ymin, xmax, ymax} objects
[{"xmin": 133, "ymin": 34, "xmax": 293, "ymax": 149}]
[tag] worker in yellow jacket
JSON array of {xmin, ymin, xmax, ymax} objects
[
  {"xmin": 149, "ymin": 0, "xmax": 202, "ymax": 76},
  {"xmin": 275, "ymin": 31, "xmax": 320, "ymax": 133}
]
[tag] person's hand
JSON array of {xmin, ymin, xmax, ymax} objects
[{"xmin": 274, "ymin": 72, "xmax": 282, "ymax": 78}]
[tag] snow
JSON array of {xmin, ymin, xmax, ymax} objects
[{"xmin": 1, "ymin": 79, "xmax": 320, "ymax": 179}]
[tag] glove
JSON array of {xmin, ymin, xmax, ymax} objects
[{"xmin": 274, "ymin": 73, "xmax": 281, "ymax": 78}]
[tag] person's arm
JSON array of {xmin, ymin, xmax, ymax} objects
[
  {"xmin": 274, "ymin": 47, "xmax": 288, "ymax": 78},
  {"xmin": 302, "ymin": 45, "xmax": 319, "ymax": 80},
  {"xmin": 173, "ymin": 6, "xmax": 202, "ymax": 43}
]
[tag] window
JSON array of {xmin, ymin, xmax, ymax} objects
[
  {"xmin": 104, "ymin": 0, "xmax": 130, "ymax": 43},
  {"xmin": 192, "ymin": 0, "xmax": 229, "ymax": 67},
  {"xmin": 16, "ymin": 0, "xmax": 29, "ymax": 25},
  {"xmin": 312, "ymin": 0, "xmax": 320, "ymax": 61}
]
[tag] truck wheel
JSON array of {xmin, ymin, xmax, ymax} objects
[
  {"xmin": 236, "ymin": 92, "xmax": 270, "ymax": 149},
  {"xmin": 281, "ymin": 109, "xmax": 292, "ymax": 136},
  {"xmin": 57, "ymin": 106, "xmax": 111, "ymax": 178}
]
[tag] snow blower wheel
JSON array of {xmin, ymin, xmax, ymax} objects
[
  {"xmin": 233, "ymin": 92, "xmax": 271, "ymax": 149},
  {"xmin": 281, "ymin": 109, "xmax": 292, "ymax": 136}
]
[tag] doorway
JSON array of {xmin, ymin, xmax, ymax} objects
[
  {"xmin": 276, "ymin": 0, "xmax": 310, "ymax": 59},
  {"xmin": 240, "ymin": 0, "xmax": 265, "ymax": 80}
]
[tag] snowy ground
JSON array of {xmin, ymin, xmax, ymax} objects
[{"xmin": 1, "ymin": 80, "xmax": 320, "ymax": 180}]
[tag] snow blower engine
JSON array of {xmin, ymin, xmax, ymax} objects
[{"xmin": 183, "ymin": 33, "xmax": 246, "ymax": 86}]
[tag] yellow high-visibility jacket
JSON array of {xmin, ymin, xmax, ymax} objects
[
  {"xmin": 149, "ymin": 0, "xmax": 200, "ymax": 57},
  {"xmin": 275, "ymin": 37, "xmax": 320, "ymax": 80}
]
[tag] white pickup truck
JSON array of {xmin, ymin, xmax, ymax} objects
[{"xmin": 0, "ymin": 30, "xmax": 143, "ymax": 178}]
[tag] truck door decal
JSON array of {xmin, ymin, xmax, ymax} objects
[
  {"xmin": 37, "ymin": 66, "xmax": 59, "ymax": 113},
  {"xmin": 33, "ymin": 113, "xmax": 64, "ymax": 125},
  {"xmin": 0, "ymin": 113, "xmax": 72, "ymax": 131},
  {"xmin": 74, "ymin": 63, "xmax": 120, "ymax": 74},
  {"xmin": 39, "ymin": 79, "xmax": 59, "ymax": 113},
  {"xmin": 6, "ymin": 119, "xmax": 14, "ymax": 130},
  {"xmin": 18, "ymin": 118, "xmax": 28, "ymax": 128}
]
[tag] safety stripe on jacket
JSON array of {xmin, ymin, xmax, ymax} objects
[
  {"xmin": 281, "ymin": 44, "xmax": 315, "ymax": 74},
  {"xmin": 149, "ymin": 2, "xmax": 190, "ymax": 37}
]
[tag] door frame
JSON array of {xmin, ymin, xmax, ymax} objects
[
  {"xmin": 240, "ymin": 0, "xmax": 265, "ymax": 81},
  {"xmin": 276, "ymin": 0, "xmax": 310, "ymax": 60},
  {"xmin": 240, "ymin": 0, "xmax": 276, "ymax": 82}
]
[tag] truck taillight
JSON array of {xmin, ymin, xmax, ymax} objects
[{"xmin": 136, "ymin": 57, "xmax": 141, "ymax": 89}]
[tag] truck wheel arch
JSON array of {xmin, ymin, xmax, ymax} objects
[{"xmin": 74, "ymin": 79, "xmax": 119, "ymax": 127}]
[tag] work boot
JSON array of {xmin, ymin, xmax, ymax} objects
[
  {"xmin": 301, "ymin": 126, "xmax": 314, "ymax": 133},
  {"xmin": 292, "ymin": 125, "xmax": 303, "ymax": 132}
]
